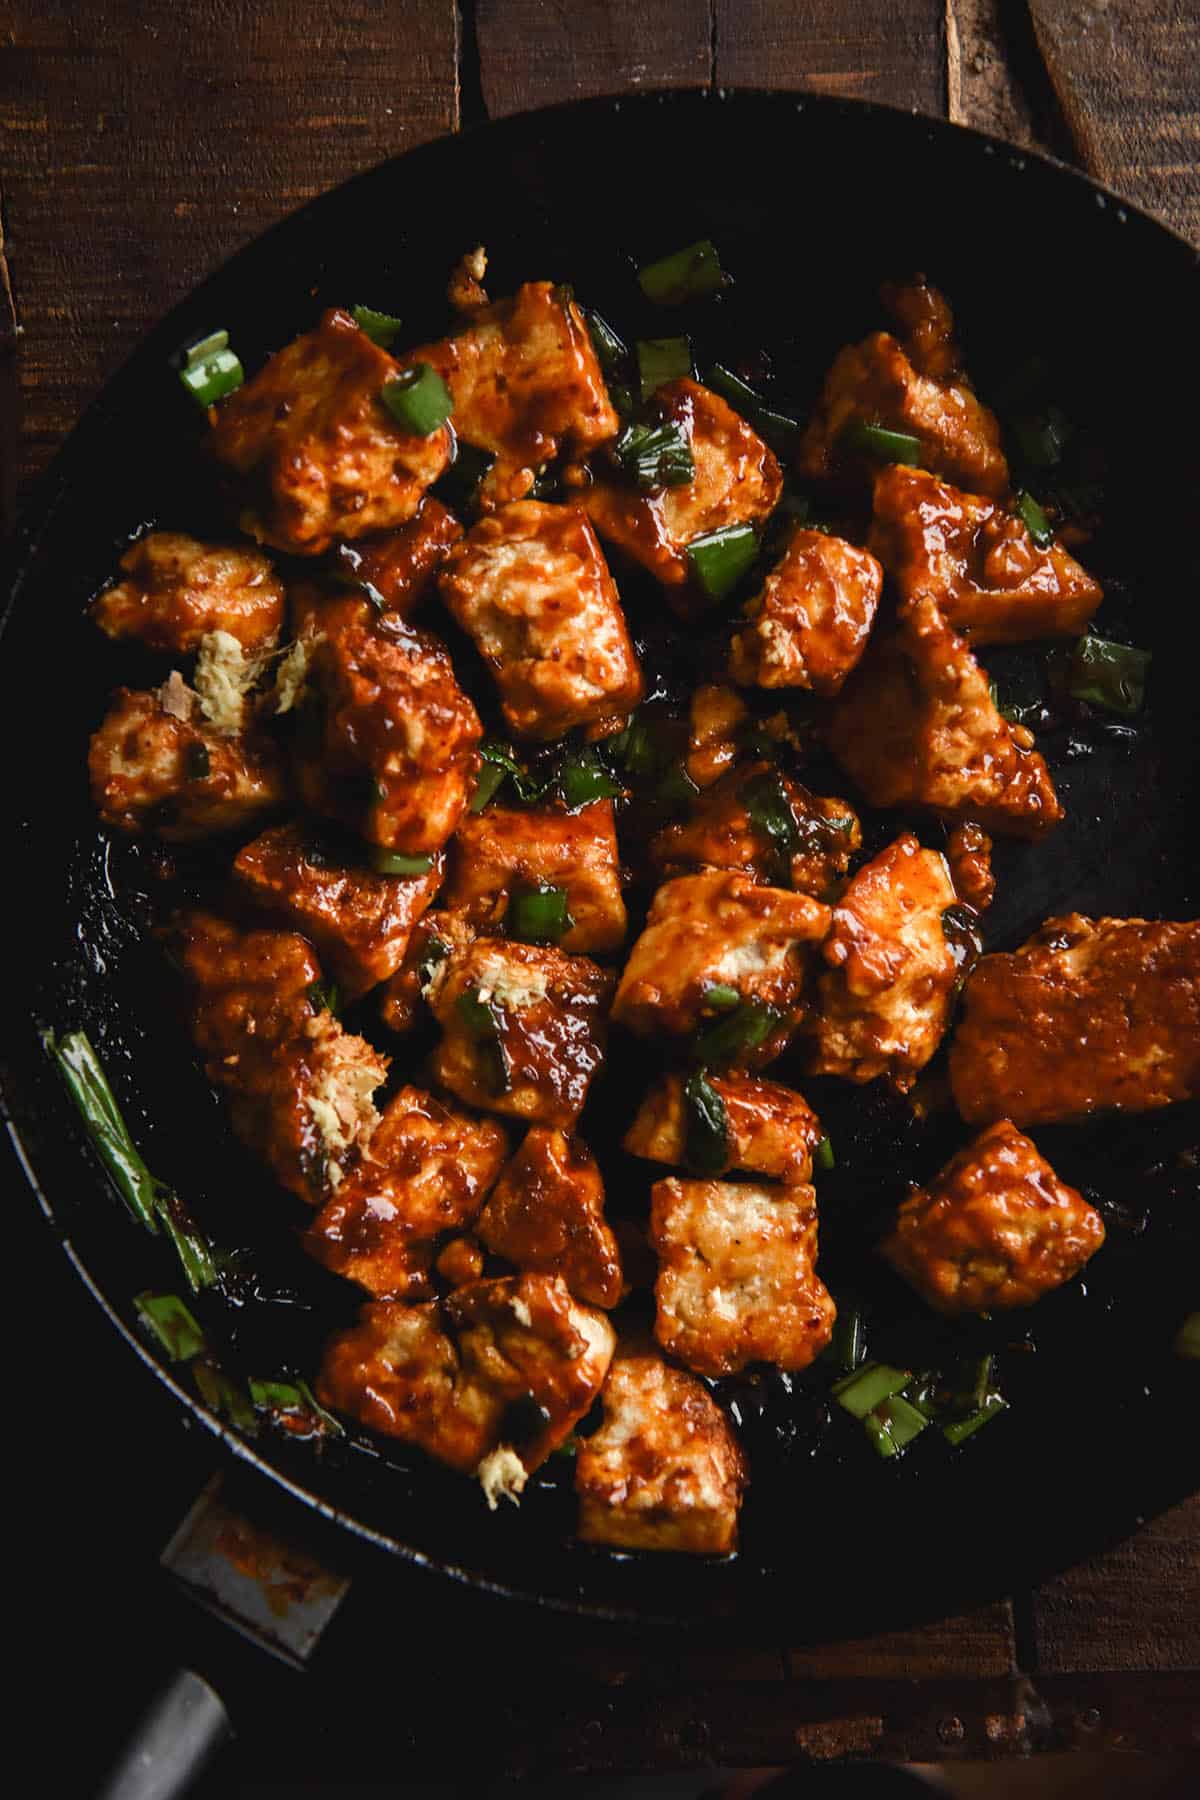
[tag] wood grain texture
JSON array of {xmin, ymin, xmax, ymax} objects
[
  {"xmin": 474, "ymin": 0, "xmax": 712, "ymax": 118},
  {"xmin": 0, "ymin": 0, "xmax": 458, "ymax": 503},
  {"xmin": 714, "ymin": 0, "xmax": 946, "ymax": 114},
  {"xmin": 1028, "ymin": 0, "xmax": 1200, "ymax": 244},
  {"xmin": 788, "ymin": 1601, "xmax": 1016, "ymax": 1680},
  {"xmin": 1033, "ymin": 1494, "xmax": 1200, "ymax": 1673}
]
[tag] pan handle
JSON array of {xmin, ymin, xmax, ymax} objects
[{"xmin": 96, "ymin": 1669, "xmax": 232, "ymax": 1800}]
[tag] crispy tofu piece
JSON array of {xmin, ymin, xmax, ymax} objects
[
  {"xmin": 333, "ymin": 497, "xmax": 463, "ymax": 616},
  {"xmin": 624, "ymin": 1072, "xmax": 823, "ymax": 1185},
  {"xmin": 807, "ymin": 834, "xmax": 961, "ymax": 1091},
  {"xmin": 176, "ymin": 912, "xmax": 388, "ymax": 1202},
  {"xmin": 430, "ymin": 938, "xmax": 614, "ymax": 1128},
  {"xmin": 88, "ymin": 682, "xmax": 284, "ymax": 840},
  {"xmin": 445, "ymin": 1273, "xmax": 617, "ymax": 1469},
  {"xmin": 827, "ymin": 595, "xmax": 1063, "ymax": 838},
  {"xmin": 881, "ymin": 276, "xmax": 962, "ymax": 381},
  {"xmin": 729, "ymin": 529, "xmax": 883, "ymax": 695},
  {"xmin": 581, "ymin": 379, "xmax": 782, "ymax": 588},
  {"xmin": 881, "ymin": 1119, "xmax": 1106, "ymax": 1313},
  {"xmin": 477, "ymin": 1127, "xmax": 623, "ymax": 1306},
  {"xmin": 438, "ymin": 501, "xmax": 643, "ymax": 740},
  {"xmin": 946, "ymin": 821, "xmax": 995, "ymax": 914},
  {"xmin": 612, "ymin": 871, "xmax": 830, "ymax": 1059},
  {"xmin": 576, "ymin": 1353, "xmax": 747, "ymax": 1554},
  {"xmin": 649, "ymin": 762, "xmax": 860, "ymax": 899},
  {"xmin": 403, "ymin": 281, "xmax": 618, "ymax": 506},
  {"xmin": 233, "ymin": 822, "xmax": 443, "ymax": 1000},
  {"xmin": 378, "ymin": 910, "xmax": 477, "ymax": 1035},
  {"xmin": 950, "ymin": 914, "xmax": 1200, "ymax": 1126},
  {"xmin": 687, "ymin": 683, "xmax": 749, "ymax": 787},
  {"xmin": 293, "ymin": 613, "xmax": 482, "ymax": 856},
  {"xmin": 210, "ymin": 309, "xmax": 453, "ymax": 555},
  {"xmin": 870, "ymin": 465, "xmax": 1102, "ymax": 644},
  {"xmin": 91, "ymin": 533, "xmax": 285, "ymax": 655},
  {"xmin": 443, "ymin": 801, "xmax": 627, "ymax": 955},
  {"xmin": 303, "ymin": 1085, "xmax": 509, "ymax": 1299},
  {"xmin": 436, "ymin": 1235, "xmax": 486, "ymax": 1286},
  {"xmin": 651, "ymin": 1178, "xmax": 835, "ymax": 1376},
  {"xmin": 798, "ymin": 329, "xmax": 1008, "ymax": 498}
]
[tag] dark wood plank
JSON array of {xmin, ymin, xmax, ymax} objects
[
  {"xmin": 474, "ymin": 0, "xmax": 712, "ymax": 118},
  {"xmin": 1033, "ymin": 1494, "xmax": 1200, "ymax": 1673},
  {"xmin": 788, "ymin": 1601, "xmax": 1015, "ymax": 1680},
  {"xmin": 714, "ymin": 1, "xmax": 946, "ymax": 115},
  {"xmin": 0, "ymin": 184, "xmax": 19, "ymax": 532},
  {"xmin": 0, "ymin": 0, "xmax": 459, "ymax": 505},
  {"xmin": 1028, "ymin": 0, "xmax": 1200, "ymax": 245}
]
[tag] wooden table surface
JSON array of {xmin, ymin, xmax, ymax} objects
[{"xmin": 2, "ymin": 0, "xmax": 1198, "ymax": 1777}]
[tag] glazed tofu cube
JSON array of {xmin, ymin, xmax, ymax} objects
[
  {"xmin": 576, "ymin": 1353, "xmax": 747, "ymax": 1554},
  {"xmin": 651, "ymin": 1178, "xmax": 836, "ymax": 1376},
  {"xmin": 332, "ymin": 496, "xmax": 463, "ymax": 616},
  {"xmin": 430, "ymin": 938, "xmax": 614, "ymax": 1128},
  {"xmin": 612, "ymin": 871, "xmax": 830, "ymax": 1058},
  {"xmin": 443, "ymin": 801, "xmax": 627, "ymax": 954},
  {"xmin": 798, "ymin": 329, "xmax": 1008, "ymax": 498},
  {"xmin": 624, "ymin": 1072, "xmax": 823, "ymax": 1185},
  {"xmin": 402, "ymin": 281, "xmax": 618, "ymax": 507},
  {"xmin": 304, "ymin": 1086, "xmax": 509, "ymax": 1299},
  {"xmin": 728, "ymin": 529, "xmax": 883, "ymax": 695},
  {"xmin": 581, "ymin": 380, "xmax": 782, "ymax": 589},
  {"xmin": 880, "ymin": 1119, "xmax": 1106, "ymax": 1313},
  {"xmin": 88, "ymin": 682, "xmax": 284, "ymax": 840},
  {"xmin": 91, "ymin": 533, "xmax": 285, "ymax": 655},
  {"xmin": 234, "ymin": 823, "xmax": 443, "ymax": 999},
  {"xmin": 945, "ymin": 821, "xmax": 995, "ymax": 914},
  {"xmin": 808, "ymin": 833, "xmax": 962, "ymax": 1092},
  {"xmin": 378, "ymin": 910, "xmax": 478, "ymax": 1036},
  {"xmin": 293, "ymin": 614, "xmax": 482, "ymax": 856},
  {"xmin": 687, "ymin": 683, "xmax": 749, "ymax": 788},
  {"xmin": 827, "ymin": 595, "xmax": 1062, "ymax": 838},
  {"xmin": 950, "ymin": 914, "xmax": 1200, "ymax": 1126},
  {"xmin": 649, "ymin": 763, "xmax": 860, "ymax": 899},
  {"xmin": 445, "ymin": 1273, "xmax": 617, "ymax": 1471},
  {"xmin": 210, "ymin": 309, "xmax": 453, "ymax": 554},
  {"xmin": 880, "ymin": 276, "xmax": 962, "ymax": 381},
  {"xmin": 438, "ymin": 501, "xmax": 643, "ymax": 740},
  {"xmin": 476, "ymin": 1127, "xmax": 624, "ymax": 1307},
  {"xmin": 870, "ymin": 464, "xmax": 1102, "ymax": 644}
]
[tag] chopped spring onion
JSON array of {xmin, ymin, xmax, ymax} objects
[
  {"xmin": 369, "ymin": 848, "xmax": 434, "ymax": 877},
  {"xmin": 1067, "ymin": 635, "xmax": 1151, "ymax": 717},
  {"xmin": 741, "ymin": 767, "xmax": 800, "ymax": 878},
  {"xmin": 863, "ymin": 1392, "xmax": 931, "ymax": 1458},
  {"xmin": 637, "ymin": 336, "xmax": 692, "ymax": 400},
  {"xmin": 470, "ymin": 740, "xmax": 555, "ymax": 811},
  {"xmin": 506, "ymin": 882, "xmax": 574, "ymax": 945},
  {"xmin": 456, "ymin": 990, "xmax": 511, "ymax": 1095},
  {"xmin": 469, "ymin": 759, "xmax": 508, "ymax": 814},
  {"xmin": 829, "ymin": 1302, "xmax": 867, "ymax": 1374},
  {"xmin": 352, "ymin": 304, "xmax": 404, "ymax": 346},
  {"xmin": 815, "ymin": 1135, "xmax": 835, "ymax": 1173},
  {"xmin": 682, "ymin": 1069, "xmax": 730, "ymax": 1176},
  {"xmin": 249, "ymin": 1377, "xmax": 343, "ymax": 1436},
  {"xmin": 943, "ymin": 1393, "xmax": 1008, "ymax": 1446},
  {"xmin": 193, "ymin": 1362, "xmax": 258, "ymax": 1434},
  {"xmin": 638, "ymin": 239, "xmax": 725, "ymax": 306},
  {"xmin": 606, "ymin": 716, "xmax": 662, "ymax": 777},
  {"xmin": 1014, "ymin": 489, "xmax": 1054, "ymax": 547},
  {"xmin": 705, "ymin": 364, "xmax": 801, "ymax": 451},
  {"xmin": 178, "ymin": 329, "xmax": 245, "ymax": 410},
  {"xmin": 45, "ymin": 1030, "xmax": 218, "ymax": 1292},
  {"xmin": 831, "ymin": 1362, "xmax": 910, "ymax": 1420},
  {"xmin": 613, "ymin": 417, "xmax": 695, "ymax": 491},
  {"xmin": 1012, "ymin": 404, "xmax": 1071, "ymax": 469},
  {"xmin": 690, "ymin": 998, "xmax": 778, "ymax": 1068},
  {"xmin": 381, "ymin": 362, "xmax": 453, "ymax": 436},
  {"xmin": 687, "ymin": 524, "xmax": 759, "ymax": 602},
  {"xmin": 702, "ymin": 983, "xmax": 741, "ymax": 1012},
  {"xmin": 136, "ymin": 1292, "xmax": 207, "ymax": 1363},
  {"xmin": 307, "ymin": 979, "xmax": 340, "ymax": 1017},
  {"xmin": 559, "ymin": 746, "xmax": 624, "ymax": 810},
  {"xmin": 654, "ymin": 761, "xmax": 700, "ymax": 813},
  {"xmin": 1174, "ymin": 1312, "xmax": 1200, "ymax": 1359},
  {"xmin": 586, "ymin": 310, "xmax": 629, "ymax": 378},
  {"xmin": 840, "ymin": 419, "xmax": 923, "ymax": 465}
]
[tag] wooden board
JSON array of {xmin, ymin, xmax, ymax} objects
[
  {"xmin": 474, "ymin": 0, "xmax": 711, "ymax": 117},
  {"xmin": 714, "ymin": 0, "xmax": 946, "ymax": 113}
]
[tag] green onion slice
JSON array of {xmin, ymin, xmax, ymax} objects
[
  {"xmin": 690, "ymin": 998, "xmax": 777, "ymax": 1068},
  {"xmin": 559, "ymin": 746, "xmax": 624, "ymax": 810},
  {"xmin": 1014, "ymin": 489, "xmax": 1054, "ymax": 547},
  {"xmin": 369, "ymin": 848, "xmax": 434, "ymax": 877},
  {"xmin": 613, "ymin": 417, "xmax": 695, "ymax": 491},
  {"xmin": 456, "ymin": 989, "xmax": 511, "ymax": 1094},
  {"xmin": 352, "ymin": 304, "xmax": 404, "ymax": 346},
  {"xmin": 638, "ymin": 239, "xmax": 725, "ymax": 306},
  {"xmin": 832, "ymin": 1362, "xmax": 911, "ymax": 1420},
  {"xmin": 182, "ymin": 329, "xmax": 229, "ymax": 365},
  {"xmin": 194, "ymin": 1362, "xmax": 258, "ymax": 1434},
  {"xmin": 155, "ymin": 1190, "xmax": 220, "ymax": 1294},
  {"xmin": 829, "ymin": 1302, "xmax": 867, "ymax": 1374},
  {"xmin": 702, "ymin": 983, "xmax": 741, "ymax": 1012},
  {"xmin": 637, "ymin": 336, "xmax": 692, "ymax": 400},
  {"xmin": 741, "ymin": 767, "xmax": 801, "ymax": 879},
  {"xmin": 469, "ymin": 759, "xmax": 508, "ymax": 814},
  {"xmin": 506, "ymin": 882, "xmax": 574, "ymax": 946},
  {"xmin": 381, "ymin": 362, "xmax": 453, "ymax": 436},
  {"xmin": 1066, "ymin": 635, "xmax": 1150, "ymax": 717},
  {"xmin": 654, "ymin": 761, "xmax": 700, "ymax": 813},
  {"xmin": 840, "ymin": 419, "xmax": 923, "ymax": 465},
  {"xmin": 863, "ymin": 1393, "xmax": 931, "ymax": 1458},
  {"xmin": 249, "ymin": 1376, "xmax": 344, "ymax": 1436},
  {"xmin": 942, "ymin": 1393, "xmax": 1008, "ymax": 1446},
  {"xmin": 1174, "ymin": 1312, "xmax": 1200, "ymax": 1360},
  {"xmin": 307, "ymin": 979, "xmax": 340, "ymax": 1017},
  {"xmin": 682, "ymin": 1069, "xmax": 730, "ymax": 1176},
  {"xmin": 815, "ymin": 1135, "xmax": 835, "ymax": 1173},
  {"xmin": 705, "ymin": 364, "xmax": 801, "ymax": 451},
  {"xmin": 686, "ymin": 524, "xmax": 759, "ymax": 602},
  {"xmin": 586, "ymin": 310, "xmax": 629, "ymax": 378},
  {"xmin": 136, "ymin": 1292, "xmax": 207, "ymax": 1363},
  {"xmin": 180, "ymin": 345, "xmax": 244, "ymax": 410}
]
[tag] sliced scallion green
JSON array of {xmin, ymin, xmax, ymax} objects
[
  {"xmin": 613, "ymin": 417, "xmax": 694, "ymax": 491},
  {"xmin": 829, "ymin": 1302, "xmax": 867, "ymax": 1374},
  {"xmin": 155, "ymin": 1190, "xmax": 220, "ymax": 1294},
  {"xmin": 506, "ymin": 882, "xmax": 574, "ymax": 945},
  {"xmin": 193, "ymin": 1362, "xmax": 258, "ymax": 1434},
  {"xmin": 705, "ymin": 364, "xmax": 801, "ymax": 451},
  {"xmin": 249, "ymin": 1376, "xmax": 344, "ymax": 1436},
  {"xmin": 654, "ymin": 761, "xmax": 700, "ymax": 813},
  {"xmin": 352, "ymin": 304, "xmax": 404, "ymax": 346},
  {"xmin": 456, "ymin": 990, "xmax": 511, "ymax": 1094},
  {"xmin": 702, "ymin": 983, "xmax": 741, "ymax": 1012},
  {"xmin": 182, "ymin": 329, "xmax": 229, "ymax": 364},
  {"xmin": 686, "ymin": 524, "xmax": 759, "ymax": 602},
  {"xmin": 815, "ymin": 1136, "xmax": 835, "ymax": 1173},
  {"xmin": 741, "ymin": 767, "xmax": 800, "ymax": 878},
  {"xmin": 682, "ymin": 1069, "xmax": 730, "ymax": 1176},
  {"xmin": 1174, "ymin": 1312, "xmax": 1200, "ymax": 1359},
  {"xmin": 369, "ymin": 848, "xmax": 434, "ymax": 877},
  {"xmin": 942, "ymin": 1393, "xmax": 1008, "ymax": 1446},
  {"xmin": 586, "ymin": 310, "xmax": 629, "ymax": 378},
  {"xmin": 136, "ymin": 1292, "xmax": 207, "ymax": 1363},
  {"xmin": 179, "ymin": 335, "xmax": 244, "ymax": 410},
  {"xmin": 1014, "ymin": 489, "xmax": 1054, "ymax": 547},
  {"xmin": 832, "ymin": 1362, "xmax": 911, "ymax": 1420},
  {"xmin": 863, "ymin": 1392, "xmax": 930, "ymax": 1458},
  {"xmin": 637, "ymin": 336, "xmax": 692, "ymax": 400},
  {"xmin": 381, "ymin": 362, "xmax": 453, "ymax": 436},
  {"xmin": 307, "ymin": 979, "xmax": 340, "ymax": 1017},
  {"xmin": 559, "ymin": 746, "xmax": 624, "ymax": 810},
  {"xmin": 690, "ymin": 998, "xmax": 777, "ymax": 1068},
  {"xmin": 469, "ymin": 759, "xmax": 508, "ymax": 814},
  {"xmin": 1067, "ymin": 635, "xmax": 1150, "ymax": 717},
  {"xmin": 840, "ymin": 419, "xmax": 923, "ymax": 465},
  {"xmin": 638, "ymin": 239, "xmax": 724, "ymax": 306}
]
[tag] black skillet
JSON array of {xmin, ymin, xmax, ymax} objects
[{"xmin": 3, "ymin": 90, "xmax": 1198, "ymax": 1638}]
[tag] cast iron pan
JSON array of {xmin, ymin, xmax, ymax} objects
[{"xmin": 3, "ymin": 91, "xmax": 1198, "ymax": 1635}]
